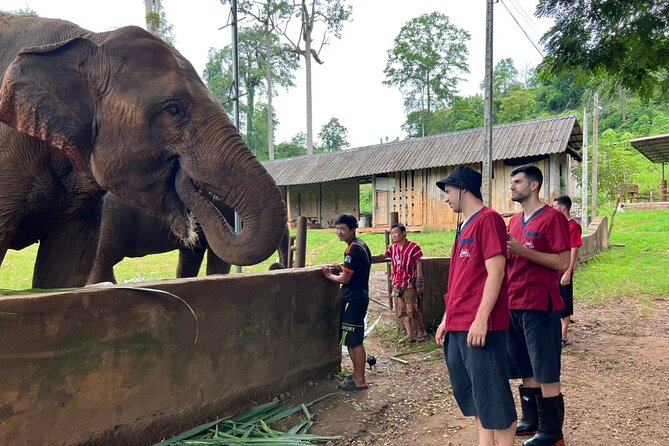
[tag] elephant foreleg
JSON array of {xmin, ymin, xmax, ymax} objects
[
  {"xmin": 87, "ymin": 243, "xmax": 123, "ymax": 285},
  {"xmin": 205, "ymin": 248, "xmax": 231, "ymax": 275},
  {"xmin": 33, "ymin": 218, "xmax": 101, "ymax": 288},
  {"xmin": 177, "ymin": 248, "xmax": 206, "ymax": 278},
  {"xmin": 278, "ymin": 226, "xmax": 290, "ymax": 267}
]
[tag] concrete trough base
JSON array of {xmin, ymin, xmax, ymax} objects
[{"xmin": 0, "ymin": 267, "xmax": 341, "ymax": 446}]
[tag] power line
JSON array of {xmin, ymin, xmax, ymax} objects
[
  {"xmin": 507, "ymin": 0, "xmax": 544, "ymax": 40},
  {"xmin": 499, "ymin": 0, "xmax": 544, "ymax": 58}
]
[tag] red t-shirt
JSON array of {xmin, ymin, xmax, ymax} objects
[
  {"xmin": 568, "ymin": 219, "xmax": 583, "ymax": 248},
  {"xmin": 507, "ymin": 204, "xmax": 570, "ymax": 311},
  {"xmin": 384, "ymin": 240, "xmax": 423, "ymax": 289},
  {"xmin": 444, "ymin": 207, "xmax": 509, "ymax": 332}
]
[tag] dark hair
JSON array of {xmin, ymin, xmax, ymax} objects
[
  {"xmin": 334, "ymin": 213, "xmax": 357, "ymax": 230},
  {"xmin": 510, "ymin": 165, "xmax": 543, "ymax": 190},
  {"xmin": 554, "ymin": 195, "xmax": 572, "ymax": 210},
  {"xmin": 391, "ymin": 223, "xmax": 406, "ymax": 233}
]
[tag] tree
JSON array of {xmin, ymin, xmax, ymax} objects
[
  {"xmin": 497, "ymin": 89, "xmax": 538, "ymax": 123},
  {"xmin": 239, "ymin": 0, "xmax": 295, "ymax": 159},
  {"xmin": 317, "ymin": 118, "xmax": 349, "ymax": 152},
  {"xmin": 144, "ymin": 0, "xmax": 175, "ymax": 45},
  {"xmin": 275, "ymin": 132, "xmax": 308, "ymax": 159},
  {"xmin": 246, "ymin": 102, "xmax": 278, "ymax": 160},
  {"xmin": 202, "ymin": 27, "xmax": 298, "ymax": 156},
  {"xmin": 534, "ymin": 70, "xmax": 586, "ymax": 114},
  {"xmin": 203, "ymin": 48, "xmax": 235, "ymax": 115},
  {"xmin": 402, "ymin": 95, "xmax": 483, "ymax": 137},
  {"xmin": 274, "ymin": 0, "xmax": 352, "ymax": 155},
  {"xmin": 481, "ymin": 58, "xmax": 521, "ymax": 97},
  {"xmin": 537, "ymin": 0, "xmax": 669, "ymax": 98},
  {"xmin": 384, "ymin": 12, "xmax": 470, "ymax": 123},
  {"xmin": 596, "ymin": 130, "xmax": 640, "ymax": 237}
]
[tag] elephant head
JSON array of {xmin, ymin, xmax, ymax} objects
[{"xmin": 0, "ymin": 26, "xmax": 286, "ymax": 266}]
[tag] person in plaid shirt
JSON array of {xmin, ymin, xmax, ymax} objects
[{"xmin": 372, "ymin": 223, "xmax": 427, "ymax": 343}]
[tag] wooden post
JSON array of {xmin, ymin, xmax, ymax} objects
[
  {"xmin": 582, "ymin": 106, "xmax": 589, "ymax": 227},
  {"xmin": 482, "ymin": 0, "xmax": 494, "ymax": 207},
  {"xmin": 661, "ymin": 163, "xmax": 667, "ymax": 201},
  {"xmin": 287, "ymin": 235, "xmax": 296, "ymax": 268},
  {"xmin": 385, "ymin": 212, "xmax": 400, "ymax": 309},
  {"xmin": 592, "ymin": 93, "xmax": 599, "ymax": 218},
  {"xmin": 295, "ymin": 216, "xmax": 307, "ymax": 268}
]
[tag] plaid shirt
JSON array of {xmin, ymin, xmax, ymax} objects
[{"xmin": 384, "ymin": 240, "xmax": 423, "ymax": 289}]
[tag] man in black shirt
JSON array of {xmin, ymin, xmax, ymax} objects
[{"xmin": 322, "ymin": 214, "xmax": 371, "ymax": 391}]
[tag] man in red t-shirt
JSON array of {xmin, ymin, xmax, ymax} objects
[
  {"xmin": 435, "ymin": 166, "xmax": 517, "ymax": 446},
  {"xmin": 506, "ymin": 165, "xmax": 570, "ymax": 446},
  {"xmin": 553, "ymin": 195, "xmax": 583, "ymax": 347},
  {"xmin": 372, "ymin": 223, "xmax": 427, "ymax": 343}
]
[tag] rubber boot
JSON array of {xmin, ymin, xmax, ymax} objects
[
  {"xmin": 516, "ymin": 385, "xmax": 541, "ymax": 435},
  {"xmin": 523, "ymin": 394, "xmax": 565, "ymax": 446}
]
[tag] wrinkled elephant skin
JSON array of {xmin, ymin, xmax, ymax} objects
[
  {"xmin": 87, "ymin": 193, "xmax": 290, "ymax": 284},
  {"xmin": 0, "ymin": 14, "xmax": 286, "ymax": 288}
]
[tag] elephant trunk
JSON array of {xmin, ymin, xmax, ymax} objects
[{"xmin": 175, "ymin": 117, "xmax": 287, "ymax": 266}]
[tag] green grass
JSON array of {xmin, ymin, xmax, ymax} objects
[
  {"xmin": 0, "ymin": 229, "xmax": 456, "ymax": 290},
  {"xmin": 1, "ymin": 209, "xmax": 666, "ymax": 307},
  {"xmin": 574, "ymin": 208, "xmax": 669, "ymax": 306}
]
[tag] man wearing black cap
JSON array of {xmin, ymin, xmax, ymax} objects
[{"xmin": 434, "ymin": 166, "xmax": 517, "ymax": 446}]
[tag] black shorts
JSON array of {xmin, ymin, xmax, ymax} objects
[
  {"xmin": 559, "ymin": 275, "xmax": 574, "ymax": 318},
  {"xmin": 444, "ymin": 331, "xmax": 517, "ymax": 430},
  {"xmin": 507, "ymin": 309, "xmax": 562, "ymax": 383},
  {"xmin": 339, "ymin": 299, "xmax": 368, "ymax": 347}
]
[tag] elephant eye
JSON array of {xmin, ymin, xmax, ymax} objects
[{"xmin": 166, "ymin": 103, "xmax": 185, "ymax": 118}]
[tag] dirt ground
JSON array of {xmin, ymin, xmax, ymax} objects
[{"xmin": 285, "ymin": 271, "xmax": 669, "ymax": 446}]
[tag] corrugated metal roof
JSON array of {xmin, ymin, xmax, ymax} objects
[
  {"xmin": 264, "ymin": 115, "xmax": 582, "ymax": 186},
  {"xmin": 630, "ymin": 133, "xmax": 669, "ymax": 163}
]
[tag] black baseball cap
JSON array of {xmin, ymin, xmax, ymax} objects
[{"xmin": 436, "ymin": 166, "xmax": 483, "ymax": 201}]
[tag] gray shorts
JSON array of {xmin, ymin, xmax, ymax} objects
[
  {"xmin": 507, "ymin": 309, "xmax": 562, "ymax": 383},
  {"xmin": 444, "ymin": 330, "xmax": 517, "ymax": 430}
]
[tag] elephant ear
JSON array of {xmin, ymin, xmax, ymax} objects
[{"xmin": 0, "ymin": 37, "xmax": 98, "ymax": 171}]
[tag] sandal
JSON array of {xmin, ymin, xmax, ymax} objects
[
  {"xmin": 561, "ymin": 339, "xmax": 572, "ymax": 348},
  {"xmin": 416, "ymin": 332, "xmax": 427, "ymax": 342},
  {"xmin": 338, "ymin": 378, "xmax": 368, "ymax": 392}
]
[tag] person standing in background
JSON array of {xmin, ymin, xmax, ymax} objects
[
  {"xmin": 506, "ymin": 165, "xmax": 570, "ymax": 446},
  {"xmin": 553, "ymin": 195, "xmax": 583, "ymax": 347},
  {"xmin": 371, "ymin": 223, "xmax": 427, "ymax": 343}
]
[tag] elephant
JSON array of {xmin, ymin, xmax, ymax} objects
[
  {"xmin": 0, "ymin": 14, "xmax": 287, "ymax": 288},
  {"xmin": 87, "ymin": 192, "xmax": 290, "ymax": 284}
]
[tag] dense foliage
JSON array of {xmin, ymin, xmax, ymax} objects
[
  {"xmin": 383, "ymin": 12, "xmax": 470, "ymax": 118},
  {"xmin": 536, "ymin": 0, "xmax": 669, "ymax": 98},
  {"xmin": 317, "ymin": 118, "xmax": 349, "ymax": 152}
]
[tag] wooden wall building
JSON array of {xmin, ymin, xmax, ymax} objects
[{"xmin": 264, "ymin": 116, "xmax": 583, "ymax": 230}]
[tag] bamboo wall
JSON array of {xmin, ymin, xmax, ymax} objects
[
  {"xmin": 285, "ymin": 179, "xmax": 359, "ymax": 228},
  {"xmin": 282, "ymin": 153, "xmax": 574, "ymax": 231}
]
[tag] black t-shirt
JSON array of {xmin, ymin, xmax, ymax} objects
[{"xmin": 341, "ymin": 238, "xmax": 372, "ymax": 301}]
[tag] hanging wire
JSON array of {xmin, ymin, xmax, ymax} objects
[
  {"xmin": 506, "ymin": 0, "xmax": 545, "ymax": 40},
  {"xmin": 499, "ymin": 0, "xmax": 545, "ymax": 58}
]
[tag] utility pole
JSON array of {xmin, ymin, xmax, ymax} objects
[
  {"xmin": 592, "ymin": 93, "xmax": 599, "ymax": 218},
  {"xmin": 582, "ymin": 106, "xmax": 589, "ymax": 228},
  {"xmin": 222, "ymin": 0, "xmax": 243, "ymax": 272},
  {"xmin": 482, "ymin": 0, "xmax": 494, "ymax": 207}
]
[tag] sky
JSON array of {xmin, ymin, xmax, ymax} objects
[{"xmin": 2, "ymin": 0, "xmax": 553, "ymax": 149}]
